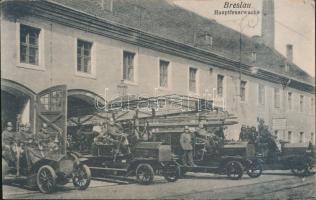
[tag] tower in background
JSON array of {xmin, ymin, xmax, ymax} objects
[{"xmin": 262, "ymin": 0, "xmax": 275, "ymax": 48}]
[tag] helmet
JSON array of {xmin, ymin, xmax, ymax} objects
[
  {"xmin": 7, "ymin": 122, "xmax": 13, "ymax": 127},
  {"xmin": 42, "ymin": 123, "xmax": 48, "ymax": 128}
]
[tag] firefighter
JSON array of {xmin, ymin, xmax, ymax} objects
[
  {"xmin": 2, "ymin": 122, "xmax": 16, "ymax": 166},
  {"xmin": 180, "ymin": 126, "xmax": 195, "ymax": 167},
  {"xmin": 106, "ymin": 118, "xmax": 130, "ymax": 155}
]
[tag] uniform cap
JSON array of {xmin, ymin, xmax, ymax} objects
[{"xmin": 7, "ymin": 122, "xmax": 13, "ymax": 127}]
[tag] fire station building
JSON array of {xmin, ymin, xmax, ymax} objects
[{"xmin": 1, "ymin": 0, "xmax": 315, "ymax": 143}]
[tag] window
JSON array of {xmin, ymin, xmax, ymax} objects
[
  {"xmin": 300, "ymin": 95, "xmax": 304, "ymax": 112},
  {"xmin": 287, "ymin": 92, "xmax": 292, "ymax": 110},
  {"xmin": 274, "ymin": 88, "xmax": 280, "ymax": 108},
  {"xmin": 77, "ymin": 39, "xmax": 92, "ymax": 74},
  {"xmin": 251, "ymin": 52, "xmax": 256, "ymax": 63},
  {"xmin": 288, "ymin": 131, "xmax": 292, "ymax": 143},
  {"xmin": 240, "ymin": 81, "xmax": 247, "ymax": 101},
  {"xmin": 299, "ymin": 132, "xmax": 304, "ymax": 143},
  {"xmin": 39, "ymin": 90, "xmax": 63, "ymax": 111},
  {"xmin": 258, "ymin": 84, "xmax": 265, "ymax": 105},
  {"xmin": 311, "ymin": 98, "xmax": 314, "ymax": 113},
  {"xmin": 217, "ymin": 75, "xmax": 224, "ymax": 97},
  {"xmin": 20, "ymin": 24, "xmax": 40, "ymax": 65},
  {"xmin": 205, "ymin": 34, "xmax": 213, "ymax": 47},
  {"xmin": 189, "ymin": 68, "xmax": 197, "ymax": 93},
  {"xmin": 159, "ymin": 60, "xmax": 169, "ymax": 88},
  {"xmin": 274, "ymin": 130, "xmax": 278, "ymax": 138},
  {"xmin": 285, "ymin": 63, "xmax": 289, "ymax": 72},
  {"xmin": 311, "ymin": 133, "xmax": 314, "ymax": 143},
  {"xmin": 123, "ymin": 51, "xmax": 135, "ymax": 81}
]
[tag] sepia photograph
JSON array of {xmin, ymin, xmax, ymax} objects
[{"xmin": 1, "ymin": 0, "xmax": 315, "ymax": 199}]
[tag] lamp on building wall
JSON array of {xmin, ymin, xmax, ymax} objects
[{"xmin": 117, "ymin": 80, "xmax": 128, "ymax": 97}]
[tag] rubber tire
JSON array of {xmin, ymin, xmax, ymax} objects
[
  {"xmin": 247, "ymin": 162, "xmax": 263, "ymax": 178},
  {"xmin": 290, "ymin": 162, "xmax": 311, "ymax": 177},
  {"xmin": 36, "ymin": 165, "xmax": 57, "ymax": 193},
  {"xmin": 226, "ymin": 161, "xmax": 243, "ymax": 180},
  {"xmin": 136, "ymin": 163, "xmax": 154, "ymax": 185},
  {"xmin": 72, "ymin": 164, "xmax": 91, "ymax": 190},
  {"xmin": 163, "ymin": 165, "xmax": 179, "ymax": 182}
]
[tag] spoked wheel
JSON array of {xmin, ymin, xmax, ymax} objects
[
  {"xmin": 163, "ymin": 164, "xmax": 179, "ymax": 182},
  {"xmin": 291, "ymin": 162, "xmax": 311, "ymax": 177},
  {"xmin": 247, "ymin": 162, "xmax": 263, "ymax": 178},
  {"xmin": 36, "ymin": 165, "xmax": 57, "ymax": 193},
  {"xmin": 226, "ymin": 161, "xmax": 243, "ymax": 180},
  {"xmin": 72, "ymin": 164, "xmax": 91, "ymax": 190},
  {"xmin": 136, "ymin": 163, "xmax": 154, "ymax": 185}
]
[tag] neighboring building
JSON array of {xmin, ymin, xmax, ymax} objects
[{"xmin": 1, "ymin": 0, "xmax": 315, "ymax": 143}]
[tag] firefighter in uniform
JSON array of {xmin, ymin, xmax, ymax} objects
[
  {"xmin": 180, "ymin": 126, "xmax": 195, "ymax": 167},
  {"xmin": 2, "ymin": 122, "xmax": 16, "ymax": 166},
  {"xmin": 106, "ymin": 118, "xmax": 130, "ymax": 155}
]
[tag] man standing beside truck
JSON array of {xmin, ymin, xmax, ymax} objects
[{"xmin": 180, "ymin": 126, "xmax": 195, "ymax": 167}]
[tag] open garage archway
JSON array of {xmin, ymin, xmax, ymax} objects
[
  {"xmin": 1, "ymin": 79, "xmax": 36, "ymax": 132},
  {"xmin": 67, "ymin": 89, "xmax": 105, "ymax": 118}
]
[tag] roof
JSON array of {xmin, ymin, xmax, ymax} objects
[{"xmin": 28, "ymin": 0, "xmax": 316, "ymax": 84}]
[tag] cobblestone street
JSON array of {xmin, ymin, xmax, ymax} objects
[{"xmin": 3, "ymin": 171, "xmax": 316, "ymax": 199}]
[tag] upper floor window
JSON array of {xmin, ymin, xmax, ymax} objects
[
  {"xmin": 299, "ymin": 132, "xmax": 304, "ymax": 143},
  {"xmin": 274, "ymin": 130, "xmax": 278, "ymax": 138},
  {"xmin": 189, "ymin": 68, "xmax": 197, "ymax": 93},
  {"xmin": 274, "ymin": 88, "xmax": 280, "ymax": 108},
  {"xmin": 123, "ymin": 51, "xmax": 135, "ymax": 81},
  {"xmin": 311, "ymin": 133, "xmax": 314, "ymax": 143},
  {"xmin": 240, "ymin": 80, "xmax": 247, "ymax": 101},
  {"xmin": 300, "ymin": 95, "xmax": 304, "ymax": 112},
  {"xmin": 288, "ymin": 92, "xmax": 292, "ymax": 110},
  {"xmin": 159, "ymin": 60, "xmax": 169, "ymax": 88},
  {"xmin": 311, "ymin": 98, "xmax": 314, "ymax": 113},
  {"xmin": 258, "ymin": 84, "xmax": 265, "ymax": 105},
  {"xmin": 77, "ymin": 39, "xmax": 92, "ymax": 74},
  {"xmin": 20, "ymin": 24, "xmax": 40, "ymax": 65},
  {"xmin": 288, "ymin": 131, "xmax": 292, "ymax": 143},
  {"xmin": 251, "ymin": 52, "xmax": 256, "ymax": 63},
  {"xmin": 217, "ymin": 75, "xmax": 224, "ymax": 97}
]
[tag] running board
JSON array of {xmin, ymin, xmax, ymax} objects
[
  {"xmin": 89, "ymin": 166, "xmax": 128, "ymax": 172},
  {"xmin": 92, "ymin": 177, "xmax": 130, "ymax": 185}
]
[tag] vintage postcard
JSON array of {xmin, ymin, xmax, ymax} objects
[{"xmin": 1, "ymin": 0, "xmax": 315, "ymax": 199}]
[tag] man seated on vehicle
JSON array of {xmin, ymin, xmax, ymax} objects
[
  {"xmin": 180, "ymin": 126, "xmax": 196, "ymax": 167},
  {"xmin": 91, "ymin": 123, "xmax": 105, "ymax": 155},
  {"xmin": 2, "ymin": 122, "xmax": 16, "ymax": 167},
  {"xmin": 106, "ymin": 118, "xmax": 130, "ymax": 155},
  {"xmin": 37, "ymin": 123, "xmax": 60, "ymax": 154},
  {"xmin": 195, "ymin": 122, "xmax": 215, "ymax": 154}
]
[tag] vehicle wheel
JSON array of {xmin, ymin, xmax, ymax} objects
[
  {"xmin": 291, "ymin": 162, "xmax": 311, "ymax": 177},
  {"xmin": 36, "ymin": 165, "xmax": 57, "ymax": 193},
  {"xmin": 163, "ymin": 165, "xmax": 179, "ymax": 182},
  {"xmin": 179, "ymin": 168, "xmax": 186, "ymax": 177},
  {"xmin": 226, "ymin": 161, "xmax": 243, "ymax": 180},
  {"xmin": 72, "ymin": 164, "xmax": 91, "ymax": 190},
  {"xmin": 247, "ymin": 162, "xmax": 263, "ymax": 178},
  {"xmin": 136, "ymin": 163, "xmax": 154, "ymax": 185}
]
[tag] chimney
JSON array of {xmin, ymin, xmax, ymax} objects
[
  {"xmin": 286, "ymin": 44, "xmax": 293, "ymax": 63},
  {"xmin": 262, "ymin": 0, "xmax": 275, "ymax": 48}
]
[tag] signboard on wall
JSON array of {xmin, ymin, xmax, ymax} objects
[{"xmin": 272, "ymin": 118, "xmax": 287, "ymax": 130}]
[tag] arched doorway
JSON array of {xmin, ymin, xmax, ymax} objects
[
  {"xmin": 67, "ymin": 89, "xmax": 105, "ymax": 118},
  {"xmin": 1, "ymin": 79, "xmax": 36, "ymax": 132},
  {"xmin": 67, "ymin": 89, "xmax": 106, "ymax": 152}
]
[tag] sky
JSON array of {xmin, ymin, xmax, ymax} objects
[{"xmin": 172, "ymin": 0, "xmax": 315, "ymax": 77}]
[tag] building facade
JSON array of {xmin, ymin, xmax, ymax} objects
[{"xmin": 1, "ymin": 0, "xmax": 315, "ymax": 143}]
